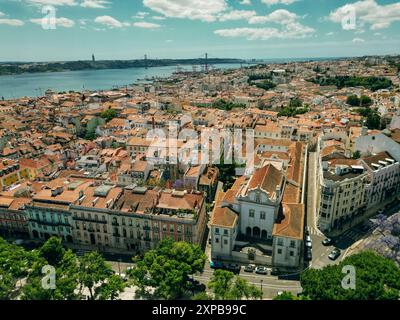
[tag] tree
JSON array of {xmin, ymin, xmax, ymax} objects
[
  {"xmin": 21, "ymin": 245, "xmax": 81, "ymax": 300},
  {"xmin": 208, "ymin": 270, "xmax": 262, "ymax": 300},
  {"xmin": 273, "ymin": 291, "xmax": 311, "ymax": 300},
  {"xmin": 77, "ymin": 251, "xmax": 116, "ymax": 300},
  {"xmin": 128, "ymin": 239, "xmax": 206, "ymax": 299},
  {"xmin": 352, "ymin": 150, "xmax": 361, "ymax": 159},
  {"xmin": 192, "ymin": 292, "xmax": 211, "ymax": 300},
  {"xmin": 39, "ymin": 236, "xmax": 65, "ymax": 266},
  {"xmin": 301, "ymin": 251, "xmax": 400, "ymax": 300},
  {"xmin": 278, "ymin": 98, "xmax": 309, "ymax": 117},
  {"xmin": 255, "ymin": 80, "xmax": 276, "ymax": 91},
  {"xmin": 356, "ymin": 107, "xmax": 381, "ymax": 130},
  {"xmin": 100, "ymin": 109, "xmax": 117, "ymax": 122},
  {"xmin": 0, "ymin": 271, "xmax": 17, "ymax": 300},
  {"xmin": 347, "ymin": 95, "xmax": 360, "ymax": 107},
  {"xmin": 367, "ymin": 213, "xmax": 400, "ymax": 265},
  {"xmin": 95, "ymin": 274, "xmax": 126, "ymax": 300}
]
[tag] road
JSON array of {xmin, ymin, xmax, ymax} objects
[{"xmin": 194, "ymin": 265, "xmax": 302, "ymax": 299}]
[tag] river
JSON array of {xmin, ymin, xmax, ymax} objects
[{"xmin": 0, "ymin": 63, "xmax": 243, "ymax": 100}]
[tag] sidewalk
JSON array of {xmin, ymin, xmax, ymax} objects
[{"xmin": 326, "ymin": 196, "xmax": 397, "ymax": 238}]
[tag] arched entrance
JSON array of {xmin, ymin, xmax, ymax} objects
[
  {"xmin": 261, "ymin": 230, "xmax": 268, "ymax": 239},
  {"xmin": 32, "ymin": 230, "xmax": 39, "ymax": 238},
  {"xmin": 253, "ymin": 227, "xmax": 260, "ymax": 238},
  {"xmin": 246, "ymin": 227, "xmax": 252, "ymax": 236},
  {"xmin": 90, "ymin": 234, "xmax": 96, "ymax": 245}
]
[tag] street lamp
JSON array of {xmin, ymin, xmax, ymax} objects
[
  {"xmin": 260, "ymin": 279, "xmax": 263, "ymax": 291},
  {"xmin": 118, "ymin": 258, "xmax": 121, "ymax": 276}
]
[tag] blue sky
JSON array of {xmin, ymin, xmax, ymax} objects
[{"xmin": 0, "ymin": 0, "xmax": 399, "ymax": 61}]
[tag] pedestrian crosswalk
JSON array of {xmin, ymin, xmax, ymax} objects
[
  {"xmin": 340, "ymin": 229, "xmax": 360, "ymax": 241},
  {"xmin": 306, "ymin": 226, "xmax": 324, "ymax": 237}
]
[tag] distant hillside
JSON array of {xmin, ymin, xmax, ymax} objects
[{"xmin": 0, "ymin": 58, "xmax": 244, "ymax": 75}]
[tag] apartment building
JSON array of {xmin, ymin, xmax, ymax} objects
[
  {"xmin": 26, "ymin": 180, "xmax": 93, "ymax": 242},
  {"xmin": 318, "ymin": 161, "xmax": 368, "ymax": 232},
  {"xmin": 0, "ymin": 196, "xmax": 31, "ymax": 238},
  {"xmin": 70, "ymin": 186, "xmax": 207, "ymax": 254},
  {"xmin": 361, "ymin": 152, "xmax": 400, "ymax": 209},
  {"xmin": 0, "ymin": 159, "xmax": 30, "ymax": 189}
]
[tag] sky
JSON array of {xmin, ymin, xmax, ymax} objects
[{"xmin": 0, "ymin": 0, "xmax": 399, "ymax": 61}]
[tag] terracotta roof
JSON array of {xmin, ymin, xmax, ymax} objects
[
  {"xmin": 273, "ymin": 203, "xmax": 304, "ymax": 240},
  {"xmin": 210, "ymin": 206, "xmax": 238, "ymax": 228},
  {"xmin": 247, "ymin": 164, "xmax": 283, "ymax": 196}
]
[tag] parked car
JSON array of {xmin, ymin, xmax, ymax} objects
[
  {"xmin": 255, "ymin": 266, "xmax": 268, "ymax": 275},
  {"xmin": 210, "ymin": 261, "xmax": 224, "ymax": 269},
  {"xmin": 305, "ymin": 229, "xmax": 310, "ymax": 236},
  {"xmin": 328, "ymin": 248, "xmax": 341, "ymax": 261},
  {"xmin": 226, "ymin": 263, "xmax": 241, "ymax": 273},
  {"xmin": 208, "ymin": 237, "xmax": 211, "ymax": 245},
  {"xmin": 305, "ymin": 240, "xmax": 312, "ymax": 248},
  {"xmin": 270, "ymin": 268, "xmax": 281, "ymax": 276},
  {"xmin": 305, "ymin": 235, "xmax": 312, "ymax": 242},
  {"xmin": 305, "ymin": 248, "xmax": 312, "ymax": 261},
  {"xmin": 322, "ymin": 238, "xmax": 334, "ymax": 246},
  {"xmin": 244, "ymin": 264, "xmax": 256, "ymax": 273}
]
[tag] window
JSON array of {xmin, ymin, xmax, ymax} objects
[
  {"xmin": 277, "ymin": 249, "xmax": 282, "ymax": 254},
  {"xmin": 260, "ymin": 212, "xmax": 266, "ymax": 220},
  {"xmin": 277, "ymin": 238, "xmax": 283, "ymax": 246},
  {"xmin": 215, "ymin": 238, "xmax": 219, "ymax": 243},
  {"xmin": 249, "ymin": 209, "xmax": 255, "ymax": 218},
  {"xmin": 224, "ymin": 239, "xmax": 228, "ymax": 245},
  {"xmin": 290, "ymin": 240, "xmax": 296, "ymax": 248},
  {"xmin": 290, "ymin": 251, "xmax": 294, "ymax": 257},
  {"xmin": 223, "ymin": 229, "xmax": 228, "ymax": 235},
  {"xmin": 215, "ymin": 228, "xmax": 220, "ymax": 234}
]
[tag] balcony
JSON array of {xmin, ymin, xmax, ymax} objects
[
  {"xmin": 112, "ymin": 222, "xmax": 119, "ymax": 226},
  {"xmin": 74, "ymin": 216, "xmax": 107, "ymax": 224},
  {"xmin": 143, "ymin": 226, "xmax": 151, "ymax": 231}
]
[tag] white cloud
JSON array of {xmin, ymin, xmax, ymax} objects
[
  {"xmin": 352, "ymin": 37, "xmax": 365, "ymax": 42},
  {"xmin": 215, "ymin": 22, "xmax": 314, "ymax": 40},
  {"xmin": 26, "ymin": 0, "xmax": 78, "ymax": 6},
  {"xmin": 219, "ymin": 10, "xmax": 256, "ymax": 22},
  {"xmin": 326, "ymin": 31, "xmax": 334, "ymax": 36},
  {"xmin": 133, "ymin": 12, "xmax": 150, "ymax": 19},
  {"xmin": 261, "ymin": 0, "xmax": 298, "ymax": 6},
  {"xmin": 329, "ymin": 0, "xmax": 400, "ymax": 31},
  {"xmin": 248, "ymin": 9, "xmax": 298, "ymax": 24},
  {"xmin": 239, "ymin": 0, "xmax": 251, "ymax": 5},
  {"xmin": 152, "ymin": 16, "xmax": 166, "ymax": 20},
  {"xmin": 143, "ymin": 0, "xmax": 228, "ymax": 22},
  {"xmin": 30, "ymin": 17, "xmax": 75, "ymax": 27},
  {"xmin": 133, "ymin": 21, "xmax": 161, "ymax": 29},
  {"xmin": 0, "ymin": 11, "xmax": 5, "ymax": 17},
  {"xmin": 81, "ymin": 0, "xmax": 111, "ymax": 8},
  {"xmin": 94, "ymin": 15, "xmax": 129, "ymax": 28},
  {"xmin": 0, "ymin": 19, "xmax": 25, "ymax": 26}
]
